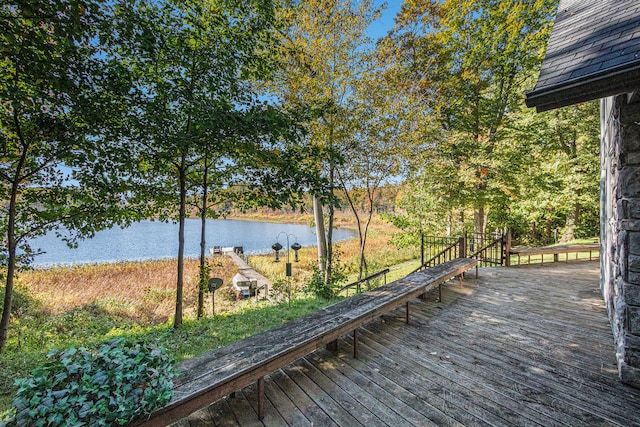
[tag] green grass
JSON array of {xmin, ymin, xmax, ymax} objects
[
  {"xmin": 549, "ymin": 237, "xmax": 599, "ymax": 246},
  {"xmin": 0, "ymin": 294, "xmax": 337, "ymax": 415}
]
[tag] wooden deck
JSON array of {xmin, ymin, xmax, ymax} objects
[{"xmin": 172, "ymin": 262, "xmax": 640, "ymax": 426}]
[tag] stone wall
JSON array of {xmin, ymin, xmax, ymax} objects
[{"xmin": 601, "ymin": 94, "xmax": 640, "ymax": 386}]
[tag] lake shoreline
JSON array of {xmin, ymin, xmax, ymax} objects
[{"xmin": 29, "ymin": 217, "xmax": 355, "ymax": 267}]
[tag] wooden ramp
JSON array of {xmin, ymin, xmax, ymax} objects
[
  {"xmin": 223, "ymin": 249, "xmax": 271, "ymax": 299},
  {"xmin": 174, "ymin": 262, "xmax": 640, "ymax": 426}
]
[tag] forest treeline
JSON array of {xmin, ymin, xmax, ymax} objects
[{"xmin": 1, "ymin": 0, "xmax": 598, "ymax": 349}]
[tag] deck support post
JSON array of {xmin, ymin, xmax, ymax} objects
[
  {"xmin": 326, "ymin": 339, "xmax": 338, "ymax": 351},
  {"xmin": 406, "ymin": 301, "xmax": 410, "ymax": 324},
  {"xmin": 257, "ymin": 377, "xmax": 264, "ymax": 420},
  {"xmin": 353, "ymin": 329, "xmax": 358, "ymax": 358}
]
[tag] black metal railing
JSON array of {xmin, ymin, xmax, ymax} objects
[
  {"xmin": 338, "ymin": 268, "xmax": 390, "ymax": 296},
  {"xmin": 466, "ymin": 232, "xmax": 506, "ymax": 267},
  {"xmin": 412, "ymin": 240, "xmax": 463, "ymax": 274},
  {"xmin": 420, "ymin": 235, "xmax": 464, "ymax": 265},
  {"xmin": 419, "ymin": 231, "xmax": 506, "ymax": 269}
]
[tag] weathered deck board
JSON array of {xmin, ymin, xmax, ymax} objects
[
  {"xmin": 177, "ymin": 262, "xmax": 640, "ymax": 426},
  {"xmin": 138, "ymin": 259, "xmax": 475, "ymax": 426}
]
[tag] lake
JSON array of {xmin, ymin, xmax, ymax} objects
[{"xmin": 28, "ymin": 219, "xmax": 354, "ymax": 266}]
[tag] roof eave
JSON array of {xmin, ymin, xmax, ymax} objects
[{"xmin": 526, "ymin": 63, "xmax": 640, "ymax": 112}]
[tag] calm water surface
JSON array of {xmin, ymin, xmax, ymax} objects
[{"xmin": 29, "ymin": 219, "xmax": 354, "ymax": 266}]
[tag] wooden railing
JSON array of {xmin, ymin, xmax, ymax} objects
[
  {"xmin": 508, "ymin": 243, "xmax": 600, "ymax": 266},
  {"xmin": 130, "ymin": 259, "xmax": 478, "ymax": 426}
]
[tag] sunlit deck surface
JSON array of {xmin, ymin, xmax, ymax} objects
[{"xmin": 174, "ymin": 262, "xmax": 640, "ymax": 426}]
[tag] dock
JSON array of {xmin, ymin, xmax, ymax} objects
[{"xmin": 220, "ymin": 248, "xmax": 271, "ymax": 299}]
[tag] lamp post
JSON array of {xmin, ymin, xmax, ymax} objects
[{"xmin": 274, "ymin": 232, "xmax": 300, "ymax": 302}]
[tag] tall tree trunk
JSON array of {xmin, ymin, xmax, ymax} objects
[
  {"xmin": 360, "ymin": 188, "xmax": 377, "ymax": 281},
  {"xmin": 313, "ymin": 195, "xmax": 326, "ymax": 272},
  {"xmin": 325, "ymin": 165, "xmax": 335, "ymax": 287},
  {"xmin": 336, "ymin": 169, "xmax": 366, "ymax": 280},
  {"xmin": 174, "ymin": 155, "xmax": 187, "ymax": 329},
  {"xmin": 1, "ymin": 128, "xmax": 28, "ymax": 352},
  {"xmin": 473, "ymin": 205, "xmax": 487, "ymax": 235},
  {"xmin": 0, "ymin": 181, "xmax": 19, "ymax": 352},
  {"xmin": 197, "ymin": 158, "xmax": 209, "ymax": 319},
  {"xmin": 561, "ymin": 198, "xmax": 580, "ymax": 243}
]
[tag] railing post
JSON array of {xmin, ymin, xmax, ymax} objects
[
  {"xmin": 458, "ymin": 236, "xmax": 465, "ymax": 258},
  {"xmin": 421, "ymin": 232, "xmax": 425, "ymax": 267},
  {"xmin": 505, "ymin": 231, "xmax": 512, "ymax": 267}
]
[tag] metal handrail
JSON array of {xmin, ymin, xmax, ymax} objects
[
  {"xmin": 338, "ymin": 268, "xmax": 390, "ymax": 295},
  {"xmin": 468, "ymin": 237, "xmax": 502, "ymax": 260},
  {"xmin": 411, "ymin": 241, "xmax": 459, "ymax": 274},
  {"xmin": 467, "ymin": 236, "xmax": 503, "ymax": 278}
]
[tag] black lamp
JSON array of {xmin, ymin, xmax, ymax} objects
[
  {"xmin": 291, "ymin": 242, "xmax": 302, "ymax": 262},
  {"xmin": 272, "ymin": 242, "xmax": 283, "ymax": 262}
]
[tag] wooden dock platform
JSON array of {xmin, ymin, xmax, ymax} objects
[
  {"xmin": 173, "ymin": 262, "xmax": 640, "ymax": 426},
  {"xmin": 223, "ymin": 249, "xmax": 271, "ymax": 299}
]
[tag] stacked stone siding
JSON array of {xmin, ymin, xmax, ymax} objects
[{"xmin": 602, "ymin": 94, "xmax": 640, "ymax": 386}]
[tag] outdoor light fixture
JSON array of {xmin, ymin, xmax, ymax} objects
[
  {"xmin": 275, "ymin": 232, "xmax": 299, "ymax": 303},
  {"xmin": 291, "ymin": 242, "xmax": 302, "ymax": 262},
  {"xmin": 272, "ymin": 242, "xmax": 283, "ymax": 262}
]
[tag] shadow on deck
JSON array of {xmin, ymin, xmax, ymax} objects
[{"xmin": 174, "ymin": 262, "xmax": 640, "ymax": 426}]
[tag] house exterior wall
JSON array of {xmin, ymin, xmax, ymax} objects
[{"xmin": 601, "ymin": 94, "xmax": 640, "ymax": 386}]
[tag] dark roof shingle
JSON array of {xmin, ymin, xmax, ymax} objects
[{"xmin": 526, "ymin": 0, "xmax": 640, "ymax": 112}]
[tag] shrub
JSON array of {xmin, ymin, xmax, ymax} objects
[
  {"xmin": 2, "ymin": 338, "xmax": 175, "ymax": 427},
  {"xmin": 304, "ymin": 262, "xmax": 346, "ymax": 300}
]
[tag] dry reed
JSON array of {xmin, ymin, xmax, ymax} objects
[{"xmin": 19, "ymin": 257, "xmax": 239, "ymax": 324}]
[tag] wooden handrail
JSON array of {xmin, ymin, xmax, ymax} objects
[
  {"xmin": 130, "ymin": 258, "xmax": 478, "ymax": 426},
  {"xmin": 509, "ymin": 243, "xmax": 599, "ymax": 266},
  {"xmin": 509, "ymin": 243, "xmax": 599, "ymax": 255}
]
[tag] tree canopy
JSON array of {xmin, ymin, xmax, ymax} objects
[{"xmin": 0, "ymin": 0, "xmax": 603, "ymax": 349}]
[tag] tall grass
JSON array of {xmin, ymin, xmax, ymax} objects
[
  {"xmin": 20, "ymin": 257, "xmax": 238, "ymax": 323},
  {"xmin": 248, "ymin": 226, "xmax": 419, "ymax": 290}
]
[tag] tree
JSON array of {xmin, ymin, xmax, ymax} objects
[
  {"xmin": 107, "ymin": 0, "xmax": 312, "ymax": 327},
  {"xmin": 269, "ymin": 0, "xmax": 381, "ymax": 285},
  {"xmin": 0, "ymin": 0, "xmax": 148, "ymax": 352},
  {"xmin": 336, "ymin": 65, "xmax": 405, "ymax": 279},
  {"xmin": 383, "ymin": 0, "xmax": 558, "ymax": 235},
  {"xmin": 495, "ymin": 100, "xmax": 600, "ymax": 243}
]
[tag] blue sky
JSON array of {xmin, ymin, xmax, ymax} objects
[{"xmin": 368, "ymin": 0, "xmax": 404, "ymax": 40}]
